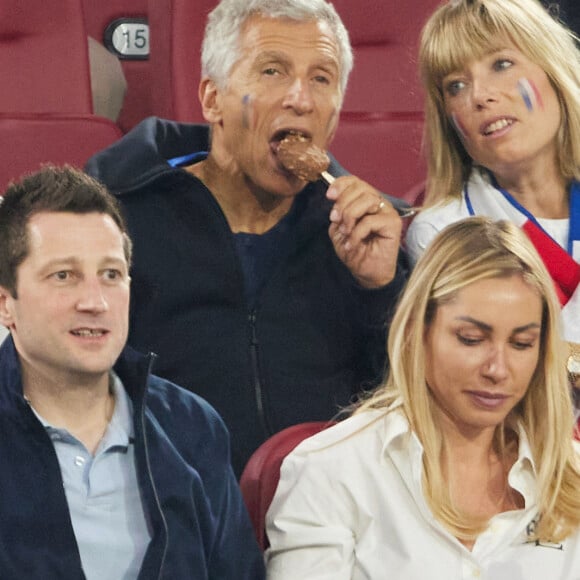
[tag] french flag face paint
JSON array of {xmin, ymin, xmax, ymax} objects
[
  {"xmin": 242, "ymin": 94, "xmax": 254, "ymax": 129},
  {"xmin": 517, "ymin": 78, "xmax": 544, "ymax": 112},
  {"xmin": 451, "ymin": 112, "xmax": 468, "ymax": 141}
]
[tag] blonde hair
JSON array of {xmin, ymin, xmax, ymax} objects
[
  {"xmin": 357, "ymin": 217, "xmax": 580, "ymax": 542},
  {"xmin": 419, "ymin": 0, "xmax": 580, "ymax": 205}
]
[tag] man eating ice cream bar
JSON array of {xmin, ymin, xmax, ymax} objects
[{"xmin": 86, "ymin": 0, "xmax": 409, "ymax": 477}]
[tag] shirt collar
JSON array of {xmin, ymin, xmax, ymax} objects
[
  {"xmin": 29, "ymin": 372, "xmax": 133, "ymax": 452},
  {"xmin": 102, "ymin": 371, "xmax": 134, "ymax": 448},
  {"xmin": 512, "ymin": 421, "xmax": 536, "ymax": 471},
  {"xmin": 381, "ymin": 408, "xmax": 538, "ymax": 479}
]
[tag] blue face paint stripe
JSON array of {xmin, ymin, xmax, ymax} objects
[
  {"xmin": 518, "ymin": 79, "xmax": 534, "ymax": 112},
  {"xmin": 242, "ymin": 94, "xmax": 252, "ymax": 129}
]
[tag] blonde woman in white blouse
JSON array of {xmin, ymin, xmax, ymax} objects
[{"xmin": 266, "ymin": 218, "xmax": 580, "ymax": 580}]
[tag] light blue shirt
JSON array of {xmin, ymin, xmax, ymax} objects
[{"xmin": 31, "ymin": 374, "xmax": 152, "ymax": 580}]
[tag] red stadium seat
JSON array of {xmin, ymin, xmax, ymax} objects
[
  {"xmin": 239, "ymin": 421, "xmax": 333, "ymax": 550},
  {"xmin": 0, "ymin": 0, "xmax": 123, "ymax": 191},
  {"xmin": 329, "ymin": 0, "xmax": 440, "ymax": 200},
  {"xmin": 0, "ymin": 0, "xmax": 92, "ymax": 114},
  {"xmin": 0, "ymin": 114, "xmax": 122, "ymax": 192},
  {"xmin": 147, "ymin": 0, "xmax": 213, "ymax": 123},
  {"xmin": 331, "ymin": 114, "xmax": 426, "ymax": 202}
]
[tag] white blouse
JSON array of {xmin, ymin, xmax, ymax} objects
[
  {"xmin": 405, "ymin": 185, "xmax": 570, "ymax": 267},
  {"xmin": 266, "ymin": 409, "xmax": 580, "ymax": 580}
]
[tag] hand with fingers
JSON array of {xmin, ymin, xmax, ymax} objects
[{"xmin": 326, "ymin": 176, "xmax": 403, "ymax": 289}]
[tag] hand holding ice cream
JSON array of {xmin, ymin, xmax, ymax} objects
[{"xmin": 276, "ymin": 132, "xmax": 402, "ymax": 289}]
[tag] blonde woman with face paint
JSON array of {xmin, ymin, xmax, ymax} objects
[
  {"xmin": 267, "ymin": 218, "xmax": 580, "ymax": 579},
  {"xmin": 405, "ymin": 0, "xmax": 580, "ymax": 397}
]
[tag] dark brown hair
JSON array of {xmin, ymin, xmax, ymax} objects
[{"xmin": 0, "ymin": 165, "xmax": 132, "ymax": 297}]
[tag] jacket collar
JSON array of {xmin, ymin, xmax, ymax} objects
[
  {"xmin": 85, "ymin": 117, "xmax": 212, "ymax": 195},
  {"xmin": 0, "ymin": 336, "xmax": 155, "ymax": 417},
  {"xmin": 86, "ymin": 116, "xmax": 350, "ymax": 197}
]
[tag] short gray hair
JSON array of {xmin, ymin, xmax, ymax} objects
[{"xmin": 201, "ymin": 0, "xmax": 353, "ymax": 96}]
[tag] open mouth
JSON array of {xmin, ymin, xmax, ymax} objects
[
  {"xmin": 482, "ymin": 118, "xmax": 514, "ymax": 136},
  {"xmin": 71, "ymin": 328, "xmax": 107, "ymax": 337},
  {"xmin": 270, "ymin": 129, "xmax": 312, "ymax": 153}
]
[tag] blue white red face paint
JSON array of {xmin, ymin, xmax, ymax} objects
[
  {"xmin": 517, "ymin": 78, "xmax": 544, "ymax": 112},
  {"xmin": 451, "ymin": 112, "xmax": 468, "ymax": 141},
  {"xmin": 242, "ymin": 93, "xmax": 255, "ymax": 129}
]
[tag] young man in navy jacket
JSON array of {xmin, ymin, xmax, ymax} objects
[{"xmin": 0, "ymin": 166, "xmax": 264, "ymax": 579}]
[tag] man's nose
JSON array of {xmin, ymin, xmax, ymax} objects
[
  {"xmin": 282, "ymin": 77, "xmax": 314, "ymax": 114},
  {"xmin": 75, "ymin": 278, "xmax": 108, "ymax": 313}
]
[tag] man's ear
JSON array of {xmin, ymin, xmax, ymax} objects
[
  {"xmin": 198, "ymin": 77, "xmax": 222, "ymax": 123},
  {"xmin": 0, "ymin": 287, "xmax": 15, "ymax": 330}
]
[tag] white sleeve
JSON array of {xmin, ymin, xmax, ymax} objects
[
  {"xmin": 265, "ymin": 449, "xmax": 356, "ymax": 580},
  {"xmin": 404, "ymin": 200, "xmax": 469, "ymax": 267},
  {"xmin": 404, "ymin": 217, "xmax": 443, "ymax": 267}
]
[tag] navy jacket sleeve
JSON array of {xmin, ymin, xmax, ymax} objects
[
  {"xmin": 136, "ymin": 376, "xmax": 266, "ymax": 579},
  {"xmin": 349, "ymin": 255, "xmax": 408, "ymax": 391}
]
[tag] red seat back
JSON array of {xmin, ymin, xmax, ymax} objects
[
  {"xmin": 331, "ymin": 114, "xmax": 426, "ymax": 202},
  {"xmin": 147, "ymin": 0, "xmax": 213, "ymax": 123},
  {"xmin": 0, "ymin": 114, "xmax": 122, "ymax": 192},
  {"xmin": 0, "ymin": 0, "xmax": 92, "ymax": 114},
  {"xmin": 329, "ymin": 0, "xmax": 440, "ymax": 200},
  {"xmin": 0, "ymin": 0, "xmax": 124, "ymax": 193},
  {"xmin": 239, "ymin": 421, "xmax": 333, "ymax": 550}
]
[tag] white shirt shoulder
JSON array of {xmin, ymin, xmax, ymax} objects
[
  {"xmin": 405, "ymin": 197, "xmax": 469, "ymax": 266},
  {"xmin": 265, "ymin": 410, "xmax": 398, "ymax": 580}
]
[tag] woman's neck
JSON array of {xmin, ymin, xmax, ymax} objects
[{"xmin": 490, "ymin": 165, "xmax": 569, "ymax": 219}]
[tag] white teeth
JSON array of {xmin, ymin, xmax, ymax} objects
[
  {"xmin": 484, "ymin": 118, "xmax": 512, "ymax": 135},
  {"xmin": 72, "ymin": 329, "xmax": 104, "ymax": 337},
  {"xmin": 282, "ymin": 130, "xmax": 308, "ymax": 142}
]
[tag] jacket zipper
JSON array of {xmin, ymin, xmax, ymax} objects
[
  {"xmin": 249, "ymin": 310, "xmax": 272, "ymax": 438},
  {"xmin": 139, "ymin": 356, "xmax": 168, "ymax": 580}
]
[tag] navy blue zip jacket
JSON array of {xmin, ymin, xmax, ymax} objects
[
  {"xmin": 0, "ymin": 337, "xmax": 265, "ymax": 579},
  {"xmin": 86, "ymin": 117, "xmax": 408, "ymax": 475}
]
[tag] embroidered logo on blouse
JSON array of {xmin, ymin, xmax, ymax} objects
[{"xmin": 525, "ymin": 515, "xmax": 564, "ymax": 550}]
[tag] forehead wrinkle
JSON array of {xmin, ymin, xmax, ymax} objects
[
  {"xmin": 242, "ymin": 16, "xmax": 339, "ymax": 56},
  {"xmin": 254, "ymin": 49, "xmax": 291, "ymax": 66},
  {"xmin": 257, "ymin": 47, "xmax": 337, "ymax": 65}
]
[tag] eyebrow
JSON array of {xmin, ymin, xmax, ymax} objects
[
  {"xmin": 39, "ymin": 256, "xmax": 127, "ymax": 275},
  {"xmin": 256, "ymin": 50, "xmax": 288, "ymax": 63},
  {"xmin": 255, "ymin": 50, "xmax": 338, "ymax": 72},
  {"xmin": 455, "ymin": 316, "xmax": 541, "ymax": 334}
]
